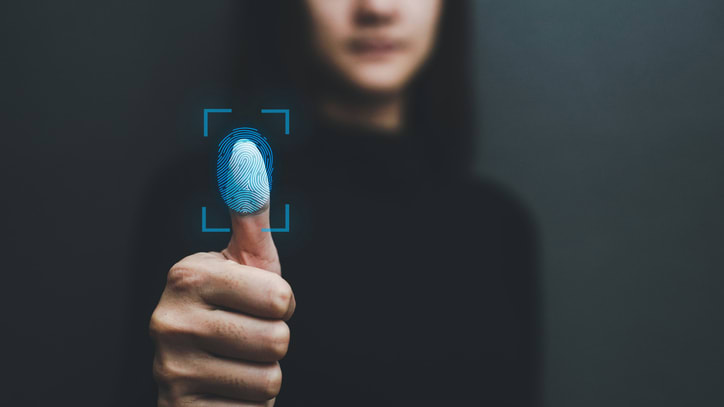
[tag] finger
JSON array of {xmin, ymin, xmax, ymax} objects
[
  {"xmin": 219, "ymin": 138, "xmax": 280, "ymax": 274},
  {"xmin": 191, "ymin": 253, "xmax": 294, "ymax": 320},
  {"xmin": 177, "ymin": 396, "xmax": 267, "ymax": 407},
  {"xmin": 197, "ymin": 309, "xmax": 290, "ymax": 363},
  {"xmin": 191, "ymin": 358, "xmax": 283, "ymax": 402}
]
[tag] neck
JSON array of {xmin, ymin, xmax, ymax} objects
[{"xmin": 319, "ymin": 92, "xmax": 405, "ymax": 133}]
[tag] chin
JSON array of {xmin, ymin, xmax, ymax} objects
[
  {"xmin": 333, "ymin": 60, "xmax": 411, "ymax": 96},
  {"xmin": 346, "ymin": 72, "xmax": 412, "ymax": 97},
  {"xmin": 352, "ymin": 80, "xmax": 405, "ymax": 96}
]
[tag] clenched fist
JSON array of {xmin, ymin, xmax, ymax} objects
[{"xmin": 150, "ymin": 206, "xmax": 295, "ymax": 406}]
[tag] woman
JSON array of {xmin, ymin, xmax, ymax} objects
[{"xmin": 145, "ymin": 1, "xmax": 539, "ymax": 406}]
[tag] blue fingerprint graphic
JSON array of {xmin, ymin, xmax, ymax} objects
[{"xmin": 217, "ymin": 128, "xmax": 273, "ymax": 214}]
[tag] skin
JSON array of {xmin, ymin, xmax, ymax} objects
[
  {"xmin": 306, "ymin": 0, "xmax": 443, "ymax": 130},
  {"xmin": 150, "ymin": 1, "xmax": 443, "ymax": 405},
  {"xmin": 151, "ymin": 212, "xmax": 292, "ymax": 407}
]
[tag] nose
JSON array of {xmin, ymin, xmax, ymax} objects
[{"xmin": 355, "ymin": 0, "xmax": 399, "ymax": 26}]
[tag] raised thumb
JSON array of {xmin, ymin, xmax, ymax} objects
[{"xmin": 219, "ymin": 139, "xmax": 280, "ymax": 274}]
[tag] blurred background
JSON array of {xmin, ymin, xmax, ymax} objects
[{"xmin": 2, "ymin": 1, "xmax": 722, "ymax": 405}]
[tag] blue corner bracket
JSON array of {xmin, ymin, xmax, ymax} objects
[
  {"xmin": 261, "ymin": 109, "xmax": 290, "ymax": 135},
  {"xmin": 201, "ymin": 205, "xmax": 290, "ymax": 233},
  {"xmin": 204, "ymin": 108, "xmax": 232, "ymax": 138},
  {"xmin": 262, "ymin": 204, "xmax": 290, "ymax": 232},
  {"xmin": 201, "ymin": 107, "xmax": 292, "ymax": 233},
  {"xmin": 201, "ymin": 207, "xmax": 230, "ymax": 233}
]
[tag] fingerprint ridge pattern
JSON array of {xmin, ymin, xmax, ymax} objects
[{"xmin": 217, "ymin": 128, "xmax": 273, "ymax": 214}]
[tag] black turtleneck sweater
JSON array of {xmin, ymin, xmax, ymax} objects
[
  {"xmin": 272, "ymin": 121, "xmax": 540, "ymax": 406},
  {"xmin": 124, "ymin": 119, "xmax": 540, "ymax": 407}
]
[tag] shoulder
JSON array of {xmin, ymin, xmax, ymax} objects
[{"xmin": 457, "ymin": 174, "xmax": 535, "ymax": 225}]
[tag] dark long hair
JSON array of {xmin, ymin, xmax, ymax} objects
[{"xmin": 234, "ymin": 0, "xmax": 476, "ymax": 174}]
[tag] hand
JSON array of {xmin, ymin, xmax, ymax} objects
[{"xmin": 149, "ymin": 206, "xmax": 295, "ymax": 406}]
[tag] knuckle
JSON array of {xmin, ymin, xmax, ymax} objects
[
  {"xmin": 148, "ymin": 307, "xmax": 178, "ymax": 340},
  {"xmin": 149, "ymin": 308, "xmax": 196, "ymax": 342},
  {"xmin": 264, "ymin": 322, "xmax": 290, "ymax": 360},
  {"xmin": 166, "ymin": 264, "xmax": 207, "ymax": 293},
  {"xmin": 268, "ymin": 277, "xmax": 293, "ymax": 317},
  {"xmin": 152, "ymin": 355, "xmax": 187, "ymax": 386},
  {"xmin": 148, "ymin": 311, "xmax": 165, "ymax": 339},
  {"xmin": 259, "ymin": 364, "xmax": 283, "ymax": 400}
]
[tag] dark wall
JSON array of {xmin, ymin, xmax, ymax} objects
[
  {"xmin": 472, "ymin": 1, "xmax": 724, "ymax": 406},
  {"xmin": 1, "ymin": 1, "xmax": 243, "ymax": 404},
  {"xmin": 1, "ymin": 1, "xmax": 722, "ymax": 406}
]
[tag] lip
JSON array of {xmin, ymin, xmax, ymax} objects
[{"xmin": 347, "ymin": 37, "xmax": 406, "ymax": 58}]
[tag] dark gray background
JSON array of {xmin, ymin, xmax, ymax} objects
[
  {"xmin": 472, "ymin": 1, "xmax": 724, "ymax": 406},
  {"xmin": 2, "ymin": 1, "xmax": 722, "ymax": 405}
]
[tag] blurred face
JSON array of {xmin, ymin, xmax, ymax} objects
[{"xmin": 304, "ymin": 0, "xmax": 443, "ymax": 96}]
